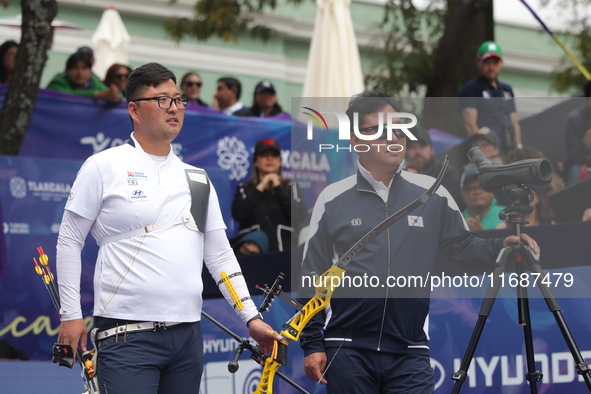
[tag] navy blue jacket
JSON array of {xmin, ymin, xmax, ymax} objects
[
  {"xmin": 459, "ymin": 76, "xmax": 517, "ymax": 151},
  {"xmin": 564, "ymin": 105, "xmax": 591, "ymax": 168},
  {"xmin": 299, "ymin": 169, "xmax": 504, "ymax": 356}
]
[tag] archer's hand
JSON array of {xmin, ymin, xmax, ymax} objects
[
  {"xmin": 247, "ymin": 319, "xmax": 282, "ymax": 356},
  {"xmin": 57, "ymin": 318, "xmax": 87, "ymax": 363},
  {"xmin": 503, "ymin": 233, "xmax": 540, "ymax": 257},
  {"xmin": 304, "ymin": 352, "xmax": 328, "ymax": 384}
]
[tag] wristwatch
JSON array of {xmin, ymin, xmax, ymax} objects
[
  {"xmin": 247, "ymin": 313, "xmax": 263, "ymax": 327},
  {"xmin": 517, "ymin": 143, "xmax": 523, "ymax": 149}
]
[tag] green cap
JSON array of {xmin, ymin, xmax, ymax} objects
[{"xmin": 477, "ymin": 41, "xmax": 503, "ymax": 61}]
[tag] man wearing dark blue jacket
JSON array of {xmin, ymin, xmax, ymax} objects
[
  {"xmin": 459, "ymin": 41, "xmax": 523, "ymax": 154},
  {"xmin": 299, "ymin": 92, "xmax": 539, "ymax": 393}
]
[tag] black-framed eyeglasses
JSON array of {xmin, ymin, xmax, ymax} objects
[
  {"xmin": 132, "ymin": 96, "xmax": 188, "ymax": 110},
  {"xmin": 356, "ymin": 124, "xmax": 407, "ymax": 139},
  {"xmin": 184, "ymin": 81, "xmax": 202, "ymax": 88},
  {"xmin": 115, "ymin": 73, "xmax": 129, "ymax": 79}
]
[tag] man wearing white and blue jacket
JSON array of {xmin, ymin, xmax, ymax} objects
[{"xmin": 300, "ymin": 92, "xmax": 539, "ymax": 394}]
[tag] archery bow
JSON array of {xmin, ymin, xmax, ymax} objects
[
  {"xmin": 33, "ymin": 247, "xmax": 100, "ymax": 394},
  {"xmin": 252, "ymin": 157, "xmax": 450, "ymax": 394}
]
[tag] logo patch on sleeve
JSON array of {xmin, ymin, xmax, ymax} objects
[{"xmin": 407, "ymin": 215, "xmax": 423, "ymax": 227}]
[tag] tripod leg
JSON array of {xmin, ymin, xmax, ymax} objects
[
  {"xmin": 524, "ymin": 248, "xmax": 591, "ymax": 391},
  {"xmin": 451, "ymin": 247, "xmax": 512, "ymax": 394},
  {"xmin": 514, "ymin": 257, "xmax": 542, "ymax": 393}
]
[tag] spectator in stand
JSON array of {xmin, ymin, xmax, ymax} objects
[
  {"xmin": 180, "ymin": 72, "xmax": 209, "ymax": 107},
  {"xmin": 231, "ymin": 230, "xmax": 269, "ymax": 256},
  {"xmin": 103, "ymin": 64, "xmax": 132, "ymax": 99},
  {"xmin": 463, "ymin": 127, "xmax": 502, "ymax": 171},
  {"xmin": 232, "ymin": 138, "xmax": 309, "ymax": 252},
  {"xmin": 405, "ymin": 127, "xmax": 461, "ymax": 207},
  {"xmin": 76, "ymin": 46, "xmax": 95, "ymax": 68},
  {"xmin": 214, "ymin": 77, "xmax": 244, "ymax": 115},
  {"xmin": 496, "ymin": 146, "xmax": 557, "ymax": 229},
  {"xmin": 563, "ymin": 80, "xmax": 591, "ymax": 186},
  {"xmin": 47, "ymin": 52, "xmax": 121, "ymax": 103},
  {"xmin": 235, "ymin": 80, "xmax": 291, "ymax": 120},
  {"xmin": 459, "ymin": 41, "xmax": 523, "ymax": 154},
  {"xmin": 0, "ymin": 40, "xmax": 18, "ymax": 84},
  {"xmin": 469, "ymin": 127, "xmax": 502, "ymax": 162},
  {"xmin": 460, "ymin": 168, "xmax": 505, "ymax": 231},
  {"xmin": 464, "ymin": 128, "xmax": 513, "ymax": 205}
]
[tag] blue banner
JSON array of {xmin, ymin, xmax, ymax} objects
[
  {"xmin": 8, "ymin": 88, "xmax": 296, "ymax": 237},
  {"xmin": 0, "ymin": 197, "xmax": 8, "ymax": 281}
]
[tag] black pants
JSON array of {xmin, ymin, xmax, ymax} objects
[
  {"xmin": 94, "ymin": 317, "xmax": 203, "ymax": 394},
  {"xmin": 324, "ymin": 347, "xmax": 434, "ymax": 394}
]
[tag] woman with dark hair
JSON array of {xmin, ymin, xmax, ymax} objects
[
  {"xmin": 180, "ymin": 71, "xmax": 209, "ymax": 107},
  {"xmin": 0, "ymin": 40, "xmax": 18, "ymax": 84},
  {"xmin": 231, "ymin": 138, "xmax": 308, "ymax": 251},
  {"xmin": 497, "ymin": 146, "xmax": 558, "ymax": 228},
  {"xmin": 103, "ymin": 63, "xmax": 132, "ymax": 98}
]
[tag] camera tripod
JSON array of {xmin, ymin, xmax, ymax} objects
[{"xmin": 451, "ymin": 184, "xmax": 591, "ymax": 393}]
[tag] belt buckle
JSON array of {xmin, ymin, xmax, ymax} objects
[{"xmin": 154, "ymin": 322, "xmax": 167, "ymax": 330}]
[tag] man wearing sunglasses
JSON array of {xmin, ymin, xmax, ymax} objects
[
  {"xmin": 55, "ymin": 62, "xmax": 280, "ymax": 394},
  {"xmin": 300, "ymin": 91, "xmax": 540, "ymax": 393}
]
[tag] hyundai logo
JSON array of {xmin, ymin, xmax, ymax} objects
[{"xmin": 132, "ymin": 190, "xmax": 143, "ymax": 196}]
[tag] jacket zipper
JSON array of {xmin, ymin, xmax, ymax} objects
[
  {"xmin": 377, "ymin": 201, "xmax": 390, "ymax": 351},
  {"xmin": 359, "ymin": 188, "xmax": 391, "ymax": 352}
]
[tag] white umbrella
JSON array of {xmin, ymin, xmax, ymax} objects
[
  {"xmin": 301, "ymin": 0, "xmax": 364, "ymax": 98},
  {"xmin": 91, "ymin": 6, "xmax": 131, "ymax": 80}
]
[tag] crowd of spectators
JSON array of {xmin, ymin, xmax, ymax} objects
[{"xmin": 1, "ymin": 38, "xmax": 589, "ymax": 259}]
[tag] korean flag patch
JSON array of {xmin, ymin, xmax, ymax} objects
[{"xmin": 407, "ymin": 215, "xmax": 424, "ymax": 227}]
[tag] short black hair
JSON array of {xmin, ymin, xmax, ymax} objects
[
  {"xmin": 218, "ymin": 77, "xmax": 242, "ymax": 100},
  {"xmin": 65, "ymin": 52, "xmax": 92, "ymax": 71},
  {"xmin": 584, "ymin": 80, "xmax": 591, "ymax": 98},
  {"xmin": 126, "ymin": 62, "xmax": 177, "ymax": 102},
  {"xmin": 76, "ymin": 46, "xmax": 94, "ymax": 58},
  {"xmin": 346, "ymin": 90, "xmax": 401, "ymax": 134}
]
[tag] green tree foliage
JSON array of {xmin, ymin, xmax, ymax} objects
[
  {"xmin": 364, "ymin": 0, "xmax": 444, "ymax": 95},
  {"xmin": 539, "ymin": 0, "xmax": 591, "ymax": 93},
  {"xmin": 164, "ymin": 0, "xmax": 303, "ymax": 43},
  {"xmin": 550, "ymin": 25, "xmax": 591, "ymax": 93},
  {"xmin": 164, "ymin": 0, "xmax": 493, "ymax": 136}
]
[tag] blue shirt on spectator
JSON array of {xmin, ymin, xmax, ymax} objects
[{"xmin": 459, "ymin": 76, "xmax": 517, "ymax": 152}]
